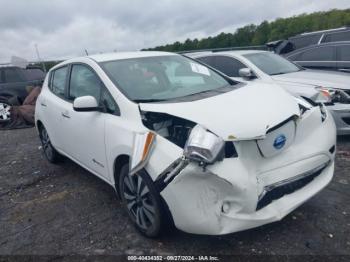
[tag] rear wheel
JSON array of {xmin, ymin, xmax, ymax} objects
[
  {"xmin": 39, "ymin": 125, "xmax": 62, "ymax": 164},
  {"xmin": 119, "ymin": 164, "xmax": 167, "ymax": 237}
]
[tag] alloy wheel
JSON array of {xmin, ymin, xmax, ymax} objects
[
  {"xmin": 122, "ymin": 172, "xmax": 156, "ymax": 230},
  {"xmin": 0, "ymin": 103, "xmax": 11, "ymax": 122}
]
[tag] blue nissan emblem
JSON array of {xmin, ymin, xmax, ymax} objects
[{"xmin": 273, "ymin": 134, "xmax": 286, "ymax": 150}]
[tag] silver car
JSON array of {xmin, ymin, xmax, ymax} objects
[{"xmin": 189, "ymin": 50, "xmax": 350, "ymax": 135}]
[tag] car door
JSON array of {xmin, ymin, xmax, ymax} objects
[
  {"xmin": 336, "ymin": 44, "xmax": 350, "ymax": 73},
  {"xmin": 293, "ymin": 46, "xmax": 336, "ymax": 70},
  {"xmin": 62, "ymin": 63, "xmax": 117, "ymax": 181},
  {"xmin": 40, "ymin": 65, "xmax": 72, "ymax": 151}
]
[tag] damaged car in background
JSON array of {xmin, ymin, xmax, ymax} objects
[
  {"xmin": 35, "ymin": 52, "xmax": 336, "ymax": 237},
  {"xmin": 190, "ymin": 50, "xmax": 350, "ymax": 135},
  {"xmin": 0, "ymin": 65, "xmax": 45, "ymax": 128}
]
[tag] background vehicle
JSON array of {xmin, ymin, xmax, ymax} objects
[
  {"xmin": 286, "ymin": 41, "xmax": 350, "ymax": 72},
  {"xmin": 0, "ymin": 66, "xmax": 45, "ymax": 106},
  {"xmin": 268, "ymin": 27, "xmax": 350, "ymax": 55},
  {"xmin": 36, "ymin": 51, "xmax": 336, "ymax": 237},
  {"xmin": 190, "ymin": 50, "xmax": 350, "ymax": 135}
]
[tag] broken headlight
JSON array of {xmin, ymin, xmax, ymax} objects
[
  {"xmin": 315, "ymin": 87, "xmax": 350, "ymax": 104},
  {"xmin": 184, "ymin": 125, "xmax": 225, "ymax": 164}
]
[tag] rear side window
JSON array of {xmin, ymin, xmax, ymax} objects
[
  {"xmin": 211, "ymin": 56, "xmax": 246, "ymax": 77},
  {"xmin": 51, "ymin": 66, "xmax": 68, "ymax": 97},
  {"xmin": 337, "ymin": 45, "xmax": 350, "ymax": 61},
  {"xmin": 323, "ymin": 31, "xmax": 350, "ymax": 43},
  {"xmin": 290, "ymin": 35, "xmax": 320, "ymax": 49},
  {"xmin": 298, "ymin": 46, "xmax": 335, "ymax": 61},
  {"xmin": 4, "ymin": 68, "xmax": 23, "ymax": 83}
]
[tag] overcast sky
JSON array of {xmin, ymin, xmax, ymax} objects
[{"xmin": 0, "ymin": 0, "xmax": 349, "ymax": 62}]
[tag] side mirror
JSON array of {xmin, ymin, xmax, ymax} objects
[
  {"xmin": 239, "ymin": 68, "xmax": 255, "ymax": 79},
  {"xmin": 73, "ymin": 96, "xmax": 100, "ymax": 112}
]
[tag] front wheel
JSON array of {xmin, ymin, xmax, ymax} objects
[
  {"xmin": 39, "ymin": 125, "xmax": 62, "ymax": 164},
  {"xmin": 119, "ymin": 164, "xmax": 168, "ymax": 237}
]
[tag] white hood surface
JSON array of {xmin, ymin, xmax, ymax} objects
[
  {"xmin": 272, "ymin": 69, "xmax": 350, "ymax": 90},
  {"xmin": 140, "ymin": 83, "xmax": 300, "ymax": 140}
]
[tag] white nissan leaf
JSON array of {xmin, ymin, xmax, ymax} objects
[{"xmin": 35, "ymin": 51, "xmax": 336, "ymax": 237}]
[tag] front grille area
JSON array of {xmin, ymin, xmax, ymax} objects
[
  {"xmin": 256, "ymin": 165, "xmax": 327, "ymax": 210},
  {"xmin": 342, "ymin": 117, "xmax": 350, "ymax": 125}
]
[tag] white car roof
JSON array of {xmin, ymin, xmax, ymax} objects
[
  {"xmin": 189, "ymin": 50, "xmax": 269, "ymax": 58},
  {"xmin": 219, "ymin": 50, "xmax": 268, "ymax": 56},
  {"xmin": 88, "ymin": 51, "xmax": 176, "ymax": 62},
  {"xmin": 51, "ymin": 51, "xmax": 178, "ymax": 71}
]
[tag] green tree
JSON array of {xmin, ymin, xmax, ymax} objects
[{"xmin": 143, "ymin": 8, "xmax": 350, "ymax": 52}]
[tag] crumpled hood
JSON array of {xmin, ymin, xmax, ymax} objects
[
  {"xmin": 272, "ymin": 69, "xmax": 350, "ymax": 90},
  {"xmin": 140, "ymin": 83, "xmax": 300, "ymax": 140}
]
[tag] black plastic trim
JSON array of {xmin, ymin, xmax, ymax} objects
[
  {"xmin": 73, "ymin": 106, "xmax": 102, "ymax": 112},
  {"xmin": 329, "ymin": 145, "xmax": 336, "ymax": 154},
  {"xmin": 256, "ymin": 164, "xmax": 327, "ymax": 210},
  {"xmin": 266, "ymin": 115, "xmax": 297, "ymax": 134},
  {"xmin": 342, "ymin": 117, "xmax": 350, "ymax": 125},
  {"xmin": 154, "ymin": 158, "xmax": 188, "ymax": 193}
]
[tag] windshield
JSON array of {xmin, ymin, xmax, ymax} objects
[
  {"xmin": 100, "ymin": 55, "xmax": 232, "ymax": 102},
  {"xmin": 244, "ymin": 52, "xmax": 301, "ymax": 75}
]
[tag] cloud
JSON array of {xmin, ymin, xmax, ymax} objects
[{"xmin": 0, "ymin": 0, "xmax": 349, "ymax": 62}]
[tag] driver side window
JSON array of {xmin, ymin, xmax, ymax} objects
[
  {"xmin": 69, "ymin": 64, "xmax": 120, "ymax": 115},
  {"xmin": 213, "ymin": 56, "xmax": 246, "ymax": 77},
  {"xmin": 69, "ymin": 65, "xmax": 101, "ymax": 101}
]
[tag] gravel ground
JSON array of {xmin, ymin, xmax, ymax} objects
[{"xmin": 0, "ymin": 128, "xmax": 349, "ymax": 258}]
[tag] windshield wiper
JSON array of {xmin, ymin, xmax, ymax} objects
[
  {"xmin": 270, "ymin": 72, "xmax": 287, "ymax": 75},
  {"xmin": 133, "ymin": 98, "xmax": 169, "ymax": 103},
  {"xmin": 134, "ymin": 85, "xmax": 233, "ymax": 103},
  {"xmin": 180, "ymin": 85, "xmax": 233, "ymax": 98},
  {"xmin": 271, "ymin": 69, "xmax": 303, "ymax": 75}
]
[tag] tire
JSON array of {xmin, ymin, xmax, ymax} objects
[
  {"xmin": 39, "ymin": 125, "xmax": 62, "ymax": 164},
  {"xmin": 119, "ymin": 164, "xmax": 168, "ymax": 237}
]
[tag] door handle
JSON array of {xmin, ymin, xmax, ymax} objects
[
  {"xmin": 61, "ymin": 112, "xmax": 70, "ymax": 119},
  {"xmin": 339, "ymin": 68, "xmax": 350, "ymax": 72},
  {"xmin": 40, "ymin": 103, "xmax": 47, "ymax": 107}
]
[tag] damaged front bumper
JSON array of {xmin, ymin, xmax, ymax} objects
[
  {"xmin": 159, "ymin": 159, "xmax": 333, "ymax": 235},
  {"xmin": 143, "ymin": 106, "xmax": 336, "ymax": 235}
]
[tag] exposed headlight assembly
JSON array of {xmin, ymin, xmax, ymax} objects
[
  {"xmin": 184, "ymin": 125, "xmax": 225, "ymax": 165},
  {"xmin": 315, "ymin": 87, "xmax": 350, "ymax": 104}
]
